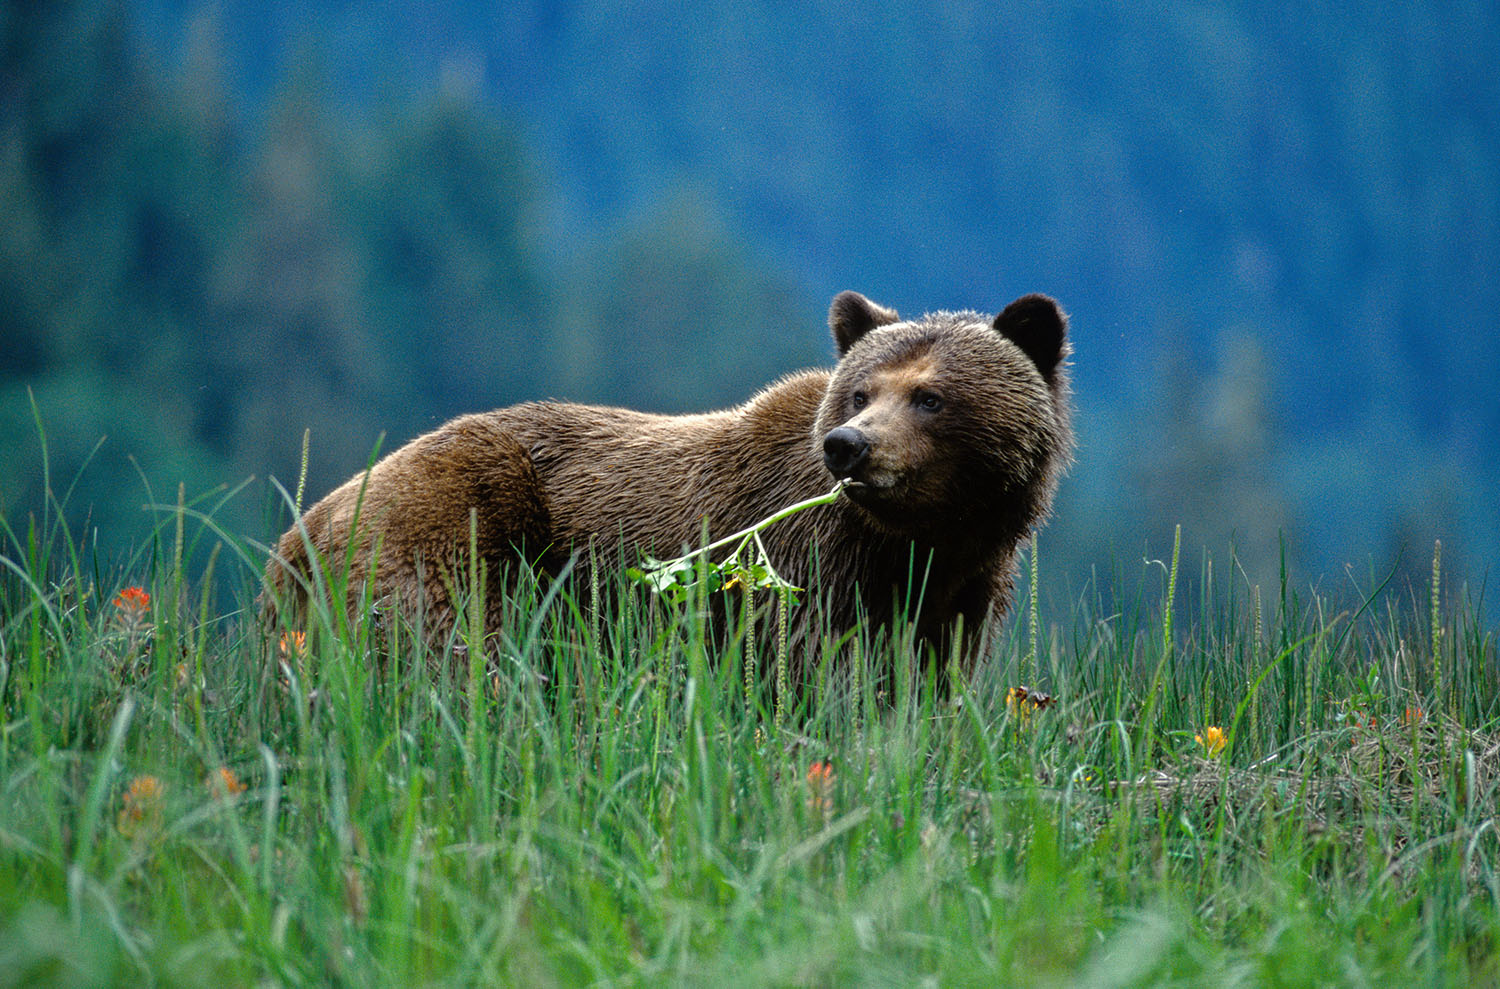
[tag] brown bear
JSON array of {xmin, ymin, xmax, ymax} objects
[{"xmin": 264, "ymin": 290, "xmax": 1072, "ymax": 682}]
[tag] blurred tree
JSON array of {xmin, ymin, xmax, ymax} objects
[
  {"xmin": 346, "ymin": 89, "xmax": 552, "ymax": 425},
  {"xmin": 1121, "ymin": 329, "xmax": 1299, "ymax": 586},
  {"xmin": 203, "ymin": 62, "xmax": 380, "ymax": 475},
  {"xmin": 560, "ymin": 189, "xmax": 824, "ymax": 413},
  {"xmin": 0, "ymin": 3, "xmax": 569, "ymax": 557},
  {"xmin": 0, "ymin": 0, "xmax": 140, "ymax": 372},
  {"xmin": 0, "ymin": 0, "xmax": 232, "ymax": 544}
]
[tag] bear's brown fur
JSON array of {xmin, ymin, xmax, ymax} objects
[{"xmin": 265, "ymin": 291, "xmax": 1072, "ymax": 680}]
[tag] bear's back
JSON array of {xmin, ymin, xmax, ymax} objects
[{"xmin": 490, "ymin": 370, "xmax": 832, "ymax": 563}]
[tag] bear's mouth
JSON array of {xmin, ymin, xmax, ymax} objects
[{"xmin": 837, "ymin": 474, "xmax": 899, "ymax": 505}]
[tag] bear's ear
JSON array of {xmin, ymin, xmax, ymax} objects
[
  {"xmin": 829, "ymin": 291, "xmax": 900, "ymax": 354},
  {"xmin": 993, "ymin": 294, "xmax": 1067, "ymax": 381}
]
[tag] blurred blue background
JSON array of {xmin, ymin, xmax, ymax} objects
[{"xmin": 2, "ymin": 1, "xmax": 1496, "ymax": 615}]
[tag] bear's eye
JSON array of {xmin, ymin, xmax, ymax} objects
[
  {"xmin": 851, "ymin": 391, "xmax": 868, "ymax": 410},
  {"xmin": 915, "ymin": 391, "xmax": 943, "ymax": 413}
]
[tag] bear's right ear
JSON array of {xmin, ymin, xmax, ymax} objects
[
  {"xmin": 829, "ymin": 291, "xmax": 900, "ymax": 355},
  {"xmin": 993, "ymin": 294, "xmax": 1067, "ymax": 382}
]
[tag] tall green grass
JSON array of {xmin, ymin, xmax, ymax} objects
[{"xmin": 1, "ymin": 469, "xmax": 1497, "ymax": 986}]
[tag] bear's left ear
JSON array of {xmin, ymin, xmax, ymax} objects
[
  {"xmin": 829, "ymin": 291, "xmax": 900, "ymax": 355},
  {"xmin": 993, "ymin": 294, "xmax": 1067, "ymax": 381}
]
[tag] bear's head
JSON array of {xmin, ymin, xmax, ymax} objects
[{"xmin": 813, "ymin": 291, "xmax": 1072, "ymax": 542}]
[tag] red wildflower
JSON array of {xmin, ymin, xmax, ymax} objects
[
  {"xmin": 806, "ymin": 760, "xmax": 835, "ymax": 815},
  {"xmin": 115, "ymin": 586, "xmax": 150, "ymax": 613}
]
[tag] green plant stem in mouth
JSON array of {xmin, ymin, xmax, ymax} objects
[
  {"xmin": 696, "ymin": 479, "xmax": 850, "ymax": 559},
  {"xmin": 628, "ymin": 479, "xmax": 849, "ymax": 601}
]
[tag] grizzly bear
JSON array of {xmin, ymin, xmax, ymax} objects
[{"xmin": 264, "ymin": 291, "xmax": 1071, "ymax": 682}]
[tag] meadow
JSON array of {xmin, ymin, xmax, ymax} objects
[{"xmin": 1, "ymin": 470, "xmax": 1497, "ymax": 987}]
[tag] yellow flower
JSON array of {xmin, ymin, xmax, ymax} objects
[
  {"xmin": 118, "ymin": 775, "xmax": 166, "ymax": 838},
  {"xmin": 1005, "ymin": 685, "xmax": 1057, "ymax": 724},
  {"xmin": 1006, "ymin": 687, "xmax": 1031, "ymax": 723},
  {"xmin": 1195, "ymin": 726, "xmax": 1227, "ymax": 757}
]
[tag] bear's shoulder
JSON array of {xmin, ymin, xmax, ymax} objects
[{"xmin": 742, "ymin": 368, "xmax": 831, "ymax": 418}]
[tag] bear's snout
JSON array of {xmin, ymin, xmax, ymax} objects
[{"xmin": 822, "ymin": 426, "xmax": 872, "ymax": 480}]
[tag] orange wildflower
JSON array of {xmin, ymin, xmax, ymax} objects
[
  {"xmin": 207, "ymin": 767, "xmax": 247, "ymax": 798},
  {"xmin": 1402, "ymin": 706, "xmax": 1424, "ymax": 727},
  {"xmin": 1195, "ymin": 726, "xmax": 1227, "ymax": 757},
  {"xmin": 118, "ymin": 775, "xmax": 166, "ymax": 839},
  {"xmin": 113, "ymin": 586, "xmax": 153, "ymax": 646},
  {"xmin": 115, "ymin": 586, "xmax": 150, "ymax": 613},
  {"xmin": 806, "ymin": 760, "xmax": 835, "ymax": 814},
  {"xmin": 279, "ymin": 631, "xmax": 307, "ymax": 659}
]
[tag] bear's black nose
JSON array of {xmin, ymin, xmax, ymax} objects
[{"xmin": 823, "ymin": 426, "xmax": 871, "ymax": 479}]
